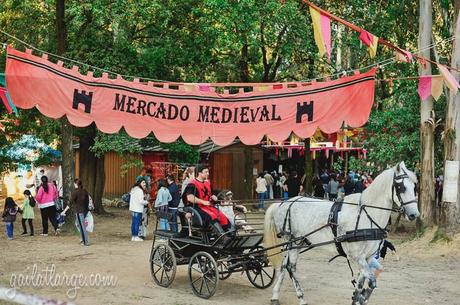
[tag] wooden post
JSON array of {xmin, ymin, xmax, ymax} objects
[
  {"xmin": 418, "ymin": 0, "xmax": 436, "ymax": 227},
  {"xmin": 304, "ymin": 138, "xmax": 313, "ymax": 195},
  {"xmin": 440, "ymin": 0, "xmax": 460, "ymax": 231}
]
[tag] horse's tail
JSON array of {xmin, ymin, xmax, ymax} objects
[{"xmin": 264, "ymin": 202, "xmax": 283, "ymax": 269}]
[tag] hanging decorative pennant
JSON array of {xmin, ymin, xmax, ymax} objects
[
  {"xmin": 431, "ymin": 76, "xmax": 444, "ymax": 101},
  {"xmin": 309, "ymin": 6, "xmax": 332, "ymax": 59},
  {"xmin": 418, "ymin": 76, "xmax": 431, "ymax": 101},
  {"xmin": 359, "ymin": 30, "xmax": 378, "ymax": 58},
  {"xmin": 395, "ymin": 49, "xmax": 413, "ymax": 63},
  {"xmin": 437, "ymin": 64, "xmax": 460, "ymax": 95},
  {"xmin": 198, "ymin": 84, "xmax": 211, "ymax": 92},
  {"xmin": 257, "ymin": 85, "xmax": 270, "ymax": 92},
  {"xmin": 0, "ymin": 86, "xmax": 17, "ymax": 114},
  {"xmin": 418, "ymin": 57, "xmax": 427, "ymax": 69}
]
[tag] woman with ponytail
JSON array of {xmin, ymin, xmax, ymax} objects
[{"xmin": 35, "ymin": 175, "xmax": 59, "ymax": 236}]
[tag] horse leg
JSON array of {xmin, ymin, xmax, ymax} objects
[
  {"xmin": 285, "ymin": 249, "xmax": 308, "ymax": 305},
  {"xmin": 271, "ymin": 254, "xmax": 289, "ymax": 305},
  {"xmin": 351, "ymin": 257, "xmax": 376, "ymax": 305}
]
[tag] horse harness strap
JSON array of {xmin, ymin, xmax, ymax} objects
[
  {"xmin": 328, "ymin": 200, "xmax": 347, "ymax": 259},
  {"xmin": 327, "ymin": 198, "xmax": 388, "ymax": 262}
]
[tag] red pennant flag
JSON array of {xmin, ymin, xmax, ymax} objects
[{"xmin": 0, "ymin": 87, "xmax": 13, "ymax": 114}]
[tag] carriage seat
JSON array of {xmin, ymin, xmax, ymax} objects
[{"xmin": 182, "ymin": 206, "xmax": 205, "ymax": 228}]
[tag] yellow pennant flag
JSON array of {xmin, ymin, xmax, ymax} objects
[
  {"xmin": 431, "ymin": 76, "xmax": 444, "ymax": 101},
  {"xmin": 309, "ymin": 7, "xmax": 326, "ymax": 58},
  {"xmin": 437, "ymin": 64, "xmax": 459, "ymax": 95}
]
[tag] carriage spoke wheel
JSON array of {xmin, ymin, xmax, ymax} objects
[
  {"xmin": 246, "ymin": 260, "xmax": 275, "ymax": 289},
  {"xmin": 150, "ymin": 243, "xmax": 176, "ymax": 288},
  {"xmin": 188, "ymin": 251, "xmax": 219, "ymax": 299},
  {"xmin": 218, "ymin": 261, "xmax": 232, "ymax": 280}
]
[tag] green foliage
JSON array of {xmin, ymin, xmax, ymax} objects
[
  {"xmin": 161, "ymin": 140, "xmax": 200, "ymax": 164},
  {"xmin": 90, "ymin": 130, "xmax": 142, "ymax": 158},
  {"xmin": 430, "ymin": 227, "xmax": 452, "ymax": 243},
  {"xmin": 0, "ymin": 0, "xmax": 456, "ymax": 178}
]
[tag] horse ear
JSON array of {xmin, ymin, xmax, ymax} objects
[
  {"xmin": 396, "ymin": 163, "xmax": 401, "ymax": 173},
  {"xmin": 400, "ymin": 161, "xmax": 406, "ymax": 169}
]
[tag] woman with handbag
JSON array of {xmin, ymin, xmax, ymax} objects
[
  {"xmin": 61, "ymin": 178, "xmax": 91, "ymax": 246},
  {"xmin": 35, "ymin": 176, "xmax": 59, "ymax": 236}
]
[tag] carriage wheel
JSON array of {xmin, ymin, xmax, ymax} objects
[
  {"xmin": 246, "ymin": 258, "xmax": 275, "ymax": 289},
  {"xmin": 245, "ymin": 247, "xmax": 275, "ymax": 289},
  {"xmin": 218, "ymin": 261, "xmax": 232, "ymax": 280},
  {"xmin": 188, "ymin": 251, "xmax": 219, "ymax": 299},
  {"xmin": 150, "ymin": 243, "xmax": 176, "ymax": 288}
]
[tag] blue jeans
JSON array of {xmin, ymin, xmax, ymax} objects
[
  {"xmin": 258, "ymin": 192, "xmax": 265, "ymax": 209},
  {"xmin": 169, "ymin": 208, "xmax": 178, "ymax": 232},
  {"xmin": 5, "ymin": 222, "xmax": 13, "ymax": 239},
  {"xmin": 159, "ymin": 218, "xmax": 169, "ymax": 230},
  {"xmin": 131, "ymin": 212, "xmax": 142, "ymax": 237},
  {"xmin": 76, "ymin": 213, "xmax": 89, "ymax": 245}
]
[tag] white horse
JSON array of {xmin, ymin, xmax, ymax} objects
[{"xmin": 264, "ymin": 162, "xmax": 420, "ymax": 305}]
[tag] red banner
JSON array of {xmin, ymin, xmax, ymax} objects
[{"xmin": 6, "ymin": 47, "xmax": 375, "ymax": 145}]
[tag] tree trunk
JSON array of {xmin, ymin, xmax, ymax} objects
[
  {"xmin": 94, "ymin": 155, "xmax": 106, "ymax": 213},
  {"xmin": 56, "ymin": 0, "xmax": 75, "ymax": 231},
  {"xmin": 79, "ymin": 124, "xmax": 97, "ymax": 196},
  {"xmin": 440, "ymin": 0, "xmax": 460, "ymax": 232},
  {"xmin": 56, "ymin": 0, "xmax": 66, "ymax": 55},
  {"xmin": 78, "ymin": 124, "xmax": 106, "ymax": 213},
  {"xmin": 304, "ymin": 138, "xmax": 313, "ymax": 195},
  {"xmin": 418, "ymin": 0, "xmax": 436, "ymax": 227}
]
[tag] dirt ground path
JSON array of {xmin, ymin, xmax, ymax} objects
[{"xmin": 1, "ymin": 207, "xmax": 459, "ymax": 305}]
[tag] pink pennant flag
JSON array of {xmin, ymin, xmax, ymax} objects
[
  {"xmin": 437, "ymin": 64, "xmax": 459, "ymax": 94},
  {"xmin": 418, "ymin": 75, "xmax": 445, "ymax": 101},
  {"xmin": 198, "ymin": 84, "xmax": 211, "ymax": 92},
  {"xmin": 395, "ymin": 50, "xmax": 413, "ymax": 63},
  {"xmin": 418, "ymin": 76, "xmax": 432, "ymax": 101},
  {"xmin": 359, "ymin": 30, "xmax": 378, "ymax": 58}
]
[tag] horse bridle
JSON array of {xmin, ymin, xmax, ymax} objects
[{"xmin": 392, "ymin": 170, "xmax": 417, "ymax": 213}]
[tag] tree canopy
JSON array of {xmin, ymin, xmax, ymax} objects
[{"xmin": 0, "ymin": 0, "xmax": 457, "ymax": 173}]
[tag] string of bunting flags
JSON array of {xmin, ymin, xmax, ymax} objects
[{"xmin": 295, "ymin": 0, "xmax": 460, "ymax": 101}]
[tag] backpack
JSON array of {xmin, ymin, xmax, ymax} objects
[{"xmin": 29, "ymin": 196, "xmax": 36, "ymax": 207}]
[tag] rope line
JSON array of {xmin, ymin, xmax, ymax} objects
[{"xmin": 0, "ymin": 28, "xmax": 455, "ymax": 86}]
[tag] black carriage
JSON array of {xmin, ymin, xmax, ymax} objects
[{"xmin": 149, "ymin": 206, "xmax": 275, "ymax": 299}]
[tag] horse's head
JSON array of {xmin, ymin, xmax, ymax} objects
[{"xmin": 392, "ymin": 162, "xmax": 420, "ymax": 221}]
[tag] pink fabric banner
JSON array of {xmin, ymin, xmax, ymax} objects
[
  {"xmin": 418, "ymin": 76, "xmax": 432, "ymax": 101},
  {"xmin": 320, "ymin": 13, "xmax": 332, "ymax": 59},
  {"xmin": 6, "ymin": 46, "xmax": 376, "ymax": 145}
]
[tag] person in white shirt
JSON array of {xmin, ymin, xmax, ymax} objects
[
  {"xmin": 264, "ymin": 171, "xmax": 274, "ymax": 200},
  {"xmin": 129, "ymin": 180, "xmax": 148, "ymax": 242},
  {"xmin": 255, "ymin": 173, "xmax": 267, "ymax": 211}
]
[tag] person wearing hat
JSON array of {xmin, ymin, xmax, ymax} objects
[{"xmin": 218, "ymin": 190, "xmax": 254, "ymax": 232}]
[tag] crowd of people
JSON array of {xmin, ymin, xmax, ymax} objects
[
  {"xmin": 2, "ymin": 170, "xmax": 93, "ymax": 245},
  {"xmin": 313, "ymin": 169, "xmax": 374, "ymax": 200},
  {"xmin": 3, "ymin": 165, "xmax": 374, "ymax": 243},
  {"xmin": 254, "ymin": 168, "xmax": 374, "ymax": 209}
]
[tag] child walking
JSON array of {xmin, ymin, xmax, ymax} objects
[
  {"xmin": 21, "ymin": 190, "xmax": 35, "ymax": 236},
  {"xmin": 2, "ymin": 197, "xmax": 19, "ymax": 240}
]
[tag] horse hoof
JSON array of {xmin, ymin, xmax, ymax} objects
[{"xmin": 271, "ymin": 300, "xmax": 281, "ymax": 305}]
